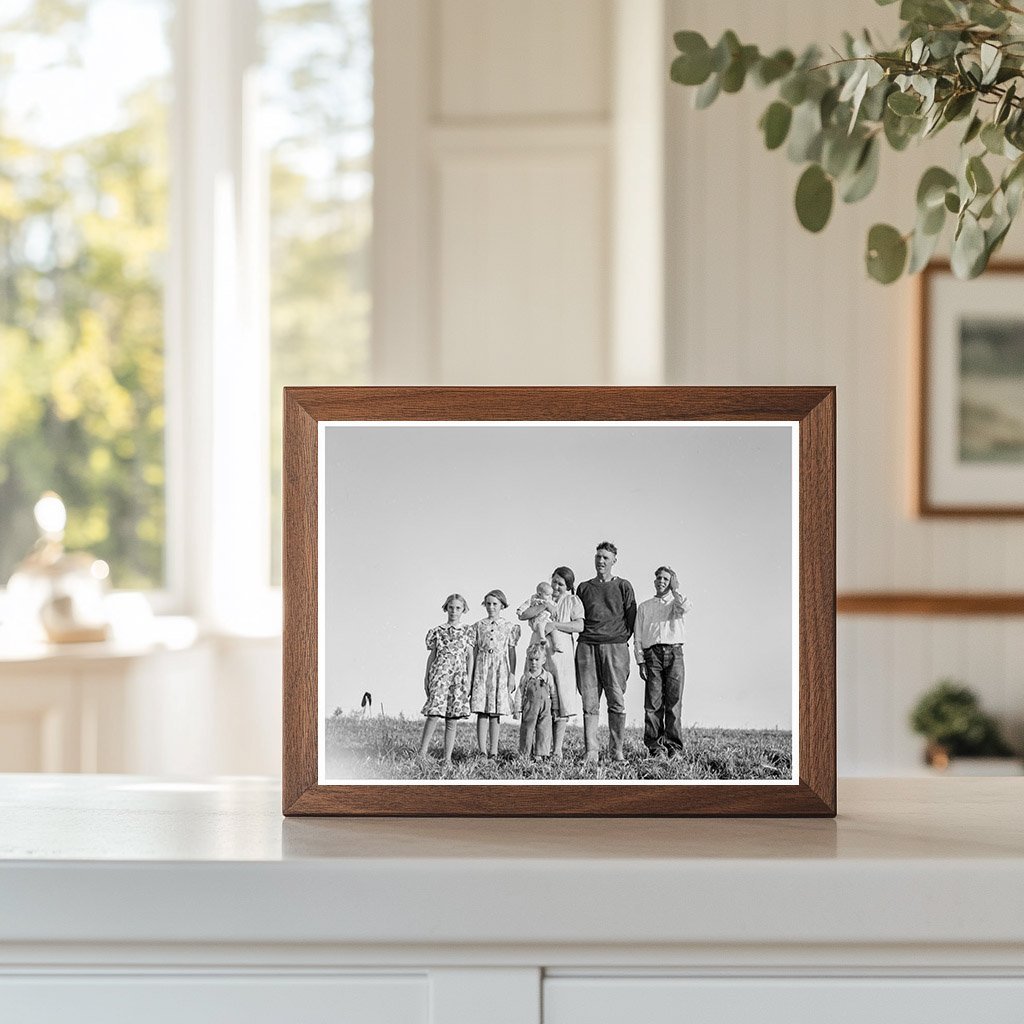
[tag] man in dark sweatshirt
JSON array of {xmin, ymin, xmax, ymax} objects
[{"xmin": 575, "ymin": 541, "xmax": 637, "ymax": 763}]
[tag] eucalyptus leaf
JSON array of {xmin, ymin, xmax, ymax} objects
[
  {"xmin": 967, "ymin": 154, "xmax": 995, "ymax": 195},
  {"xmin": 980, "ymin": 122, "xmax": 1005, "ymax": 155},
  {"xmin": 822, "ymin": 128, "xmax": 863, "ymax": 177},
  {"xmin": 795, "ymin": 164, "xmax": 834, "ymax": 232},
  {"xmin": 760, "ymin": 101, "xmax": 793, "ymax": 150},
  {"xmin": 980, "ymin": 42, "xmax": 1002, "ymax": 86},
  {"xmin": 996, "ymin": 82, "xmax": 1017, "ymax": 124},
  {"xmin": 917, "ymin": 166, "xmax": 957, "ymax": 210},
  {"xmin": 754, "ymin": 49, "xmax": 795, "ymax": 87},
  {"xmin": 970, "ymin": 2, "xmax": 1009, "ymax": 29},
  {"xmin": 962, "ymin": 115, "xmax": 983, "ymax": 145},
  {"xmin": 710, "ymin": 31, "xmax": 740, "ymax": 73},
  {"xmin": 920, "ymin": 200, "xmax": 946, "ymax": 235},
  {"xmin": 951, "ymin": 212, "xmax": 986, "ymax": 278},
  {"xmin": 888, "ymin": 90, "xmax": 921, "ymax": 115},
  {"xmin": 908, "ymin": 221, "xmax": 942, "ymax": 273},
  {"xmin": 842, "ymin": 137, "xmax": 880, "ymax": 203},
  {"xmin": 787, "ymin": 101, "xmax": 823, "ymax": 162},
  {"xmin": 694, "ymin": 73, "xmax": 721, "ymax": 109},
  {"xmin": 866, "ymin": 223, "xmax": 907, "ymax": 283},
  {"xmin": 721, "ymin": 44, "xmax": 760, "ymax": 94},
  {"xmin": 670, "ymin": 4, "xmax": 1024, "ymax": 284}
]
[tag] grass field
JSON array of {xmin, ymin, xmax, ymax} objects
[{"xmin": 324, "ymin": 712, "xmax": 793, "ymax": 782}]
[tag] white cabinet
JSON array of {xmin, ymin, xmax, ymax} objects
[
  {"xmin": 1, "ymin": 777, "xmax": 1022, "ymax": 1024},
  {"xmin": 0, "ymin": 975, "xmax": 428, "ymax": 1024},
  {"xmin": 544, "ymin": 977, "xmax": 1024, "ymax": 1024}
]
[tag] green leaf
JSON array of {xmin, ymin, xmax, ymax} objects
[
  {"xmin": 980, "ymin": 41, "xmax": 1002, "ymax": 86},
  {"xmin": 969, "ymin": 2, "xmax": 1009, "ymax": 29},
  {"xmin": 962, "ymin": 115, "xmax": 983, "ymax": 145},
  {"xmin": 884, "ymin": 106, "xmax": 922, "ymax": 150},
  {"xmin": 866, "ymin": 223, "xmax": 908, "ymax": 283},
  {"xmin": 787, "ymin": 101, "xmax": 823, "ymax": 162},
  {"xmin": 944, "ymin": 190, "xmax": 961, "ymax": 213},
  {"xmin": 671, "ymin": 54, "xmax": 708, "ymax": 87},
  {"xmin": 861, "ymin": 80, "xmax": 892, "ymax": 122},
  {"xmin": 822, "ymin": 129, "xmax": 863, "ymax": 178},
  {"xmin": 721, "ymin": 44, "xmax": 759, "ymax": 93},
  {"xmin": 671, "ymin": 32, "xmax": 713, "ymax": 86},
  {"xmin": 710, "ymin": 31, "xmax": 740, "ymax": 73},
  {"xmin": 795, "ymin": 164, "xmax": 834, "ymax": 232},
  {"xmin": 967, "ymin": 154, "xmax": 995, "ymax": 196},
  {"xmin": 942, "ymin": 92, "xmax": 974, "ymax": 123},
  {"xmin": 694, "ymin": 73, "xmax": 721, "ymax": 109},
  {"xmin": 951, "ymin": 212, "xmax": 986, "ymax": 278},
  {"xmin": 753, "ymin": 49, "xmax": 794, "ymax": 87},
  {"xmin": 908, "ymin": 221, "xmax": 943, "ymax": 273},
  {"xmin": 760, "ymin": 101, "xmax": 792, "ymax": 150},
  {"xmin": 779, "ymin": 74, "xmax": 807, "ymax": 106},
  {"xmin": 888, "ymin": 91, "xmax": 921, "ymax": 115},
  {"xmin": 920, "ymin": 200, "xmax": 946, "ymax": 235},
  {"xmin": 917, "ymin": 166, "xmax": 957, "ymax": 210},
  {"xmin": 996, "ymin": 83, "xmax": 1017, "ymax": 125},
  {"xmin": 842, "ymin": 137, "xmax": 880, "ymax": 203},
  {"xmin": 981, "ymin": 122, "xmax": 1005, "ymax": 155}
]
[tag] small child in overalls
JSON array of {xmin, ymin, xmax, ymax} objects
[{"xmin": 516, "ymin": 644, "xmax": 556, "ymax": 759}]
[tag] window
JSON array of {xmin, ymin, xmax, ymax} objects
[
  {"xmin": 0, "ymin": 0, "xmax": 373, "ymax": 618},
  {"xmin": 261, "ymin": 0, "xmax": 373, "ymax": 583},
  {"xmin": 0, "ymin": 0, "xmax": 172, "ymax": 590}
]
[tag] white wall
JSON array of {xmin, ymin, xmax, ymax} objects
[
  {"xmin": 183, "ymin": 0, "xmax": 1023, "ymax": 779},
  {"xmin": 665, "ymin": 0, "xmax": 1024, "ymax": 772}
]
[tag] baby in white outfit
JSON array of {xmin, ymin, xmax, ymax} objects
[{"xmin": 517, "ymin": 581, "xmax": 556, "ymax": 648}]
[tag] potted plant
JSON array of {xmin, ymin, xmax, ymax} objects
[
  {"xmin": 670, "ymin": 0, "xmax": 1024, "ymax": 283},
  {"xmin": 909, "ymin": 679, "xmax": 1017, "ymax": 770}
]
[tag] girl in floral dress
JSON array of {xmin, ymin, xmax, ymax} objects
[
  {"xmin": 418, "ymin": 593, "xmax": 475, "ymax": 763},
  {"xmin": 471, "ymin": 589, "xmax": 521, "ymax": 758}
]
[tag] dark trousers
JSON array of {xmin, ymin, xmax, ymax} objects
[
  {"xmin": 576, "ymin": 642, "xmax": 629, "ymax": 715},
  {"xmin": 643, "ymin": 643, "xmax": 685, "ymax": 753}
]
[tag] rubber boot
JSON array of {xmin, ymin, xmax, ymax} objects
[
  {"xmin": 608, "ymin": 711, "xmax": 626, "ymax": 762},
  {"xmin": 583, "ymin": 713, "xmax": 600, "ymax": 763}
]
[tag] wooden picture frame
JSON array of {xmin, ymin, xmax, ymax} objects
[
  {"xmin": 283, "ymin": 387, "xmax": 836, "ymax": 817},
  {"xmin": 917, "ymin": 260, "xmax": 1024, "ymax": 517}
]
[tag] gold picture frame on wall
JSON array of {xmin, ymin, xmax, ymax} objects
[
  {"xmin": 281, "ymin": 386, "xmax": 836, "ymax": 817},
  {"xmin": 917, "ymin": 261, "xmax": 1024, "ymax": 517}
]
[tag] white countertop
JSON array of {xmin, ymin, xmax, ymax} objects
[{"xmin": 1, "ymin": 776, "xmax": 1022, "ymax": 951}]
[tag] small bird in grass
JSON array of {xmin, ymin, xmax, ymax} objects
[{"xmin": 360, "ymin": 692, "xmax": 373, "ymax": 717}]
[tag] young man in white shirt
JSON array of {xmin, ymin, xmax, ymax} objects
[{"xmin": 633, "ymin": 566, "xmax": 692, "ymax": 757}]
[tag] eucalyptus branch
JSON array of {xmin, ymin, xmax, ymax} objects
[{"xmin": 670, "ymin": 2, "xmax": 1024, "ymax": 283}]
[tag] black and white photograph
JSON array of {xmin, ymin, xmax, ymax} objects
[{"xmin": 317, "ymin": 420, "xmax": 798, "ymax": 785}]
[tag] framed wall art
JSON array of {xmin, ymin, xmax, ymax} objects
[
  {"xmin": 282, "ymin": 387, "xmax": 836, "ymax": 816},
  {"xmin": 917, "ymin": 261, "xmax": 1024, "ymax": 517}
]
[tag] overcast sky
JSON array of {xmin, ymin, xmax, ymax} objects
[{"xmin": 321, "ymin": 422, "xmax": 795, "ymax": 731}]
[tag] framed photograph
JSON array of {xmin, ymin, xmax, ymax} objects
[
  {"xmin": 917, "ymin": 261, "xmax": 1024, "ymax": 516},
  {"xmin": 282, "ymin": 387, "xmax": 835, "ymax": 816}
]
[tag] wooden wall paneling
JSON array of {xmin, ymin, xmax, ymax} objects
[
  {"xmin": 835, "ymin": 621, "xmax": 859, "ymax": 776},
  {"xmin": 436, "ymin": 149, "xmax": 608, "ymax": 384},
  {"xmin": 889, "ymin": 620, "xmax": 931, "ymax": 770},
  {"xmin": 437, "ymin": 0, "xmax": 610, "ymax": 121}
]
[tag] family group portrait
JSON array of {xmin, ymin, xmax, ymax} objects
[{"xmin": 319, "ymin": 421, "xmax": 798, "ymax": 784}]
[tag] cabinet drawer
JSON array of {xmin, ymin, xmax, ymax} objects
[
  {"xmin": 0, "ymin": 974, "xmax": 427, "ymax": 1024},
  {"xmin": 544, "ymin": 977, "xmax": 1024, "ymax": 1024}
]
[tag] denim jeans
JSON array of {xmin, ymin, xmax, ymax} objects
[{"xmin": 643, "ymin": 643, "xmax": 685, "ymax": 753}]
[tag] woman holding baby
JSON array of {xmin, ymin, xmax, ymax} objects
[{"xmin": 518, "ymin": 566, "xmax": 583, "ymax": 759}]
